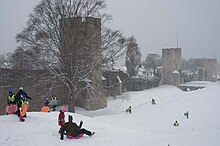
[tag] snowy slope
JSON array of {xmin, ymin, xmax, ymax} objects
[{"xmin": 0, "ymin": 81, "xmax": 220, "ymax": 146}]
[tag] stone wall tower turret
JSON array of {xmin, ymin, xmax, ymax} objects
[{"xmin": 59, "ymin": 17, "xmax": 106, "ymax": 110}]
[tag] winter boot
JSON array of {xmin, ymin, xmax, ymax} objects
[
  {"xmin": 90, "ymin": 132, "xmax": 95, "ymax": 137},
  {"xmin": 19, "ymin": 116, "xmax": 25, "ymax": 122}
]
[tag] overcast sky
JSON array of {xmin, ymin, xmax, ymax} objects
[{"xmin": 0, "ymin": 0, "xmax": 220, "ymax": 61}]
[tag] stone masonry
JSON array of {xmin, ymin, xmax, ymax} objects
[
  {"xmin": 161, "ymin": 48, "xmax": 182, "ymax": 86},
  {"xmin": 59, "ymin": 17, "xmax": 106, "ymax": 110}
]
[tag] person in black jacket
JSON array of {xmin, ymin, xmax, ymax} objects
[
  {"xmin": 15, "ymin": 87, "xmax": 32, "ymax": 117},
  {"xmin": 15, "ymin": 87, "xmax": 32, "ymax": 103},
  {"xmin": 59, "ymin": 115, "xmax": 95, "ymax": 140}
]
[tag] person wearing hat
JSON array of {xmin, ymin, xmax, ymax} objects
[
  {"xmin": 7, "ymin": 91, "xmax": 16, "ymax": 105},
  {"xmin": 15, "ymin": 87, "xmax": 32, "ymax": 117},
  {"xmin": 15, "ymin": 87, "xmax": 32, "ymax": 104},
  {"xmin": 44, "ymin": 98, "xmax": 49, "ymax": 106},
  {"xmin": 58, "ymin": 107, "xmax": 66, "ymax": 127},
  {"xmin": 17, "ymin": 95, "xmax": 26, "ymax": 122},
  {"xmin": 59, "ymin": 115, "xmax": 95, "ymax": 140},
  {"xmin": 174, "ymin": 121, "xmax": 179, "ymax": 126}
]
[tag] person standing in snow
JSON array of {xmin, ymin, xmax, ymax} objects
[
  {"xmin": 44, "ymin": 98, "xmax": 49, "ymax": 106},
  {"xmin": 7, "ymin": 91, "xmax": 16, "ymax": 105},
  {"xmin": 58, "ymin": 109, "xmax": 65, "ymax": 127},
  {"xmin": 59, "ymin": 115, "xmax": 95, "ymax": 140},
  {"xmin": 17, "ymin": 95, "xmax": 26, "ymax": 122},
  {"xmin": 183, "ymin": 111, "xmax": 189, "ymax": 119},
  {"xmin": 15, "ymin": 87, "xmax": 32, "ymax": 103},
  {"xmin": 51, "ymin": 95, "xmax": 57, "ymax": 100},
  {"xmin": 50, "ymin": 95, "xmax": 58, "ymax": 111},
  {"xmin": 15, "ymin": 87, "xmax": 32, "ymax": 117}
]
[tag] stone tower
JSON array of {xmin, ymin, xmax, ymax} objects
[
  {"xmin": 161, "ymin": 48, "xmax": 182, "ymax": 86},
  {"xmin": 59, "ymin": 17, "xmax": 106, "ymax": 110}
]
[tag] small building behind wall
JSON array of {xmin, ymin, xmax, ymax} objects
[{"xmin": 189, "ymin": 58, "xmax": 218, "ymax": 82}]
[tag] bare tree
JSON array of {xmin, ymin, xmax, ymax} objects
[
  {"xmin": 15, "ymin": 0, "xmax": 126, "ymax": 112},
  {"xmin": 0, "ymin": 53, "xmax": 13, "ymax": 68},
  {"xmin": 101, "ymin": 27, "xmax": 127, "ymax": 70},
  {"xmin": 125, "ymin": 36, "xmax": 141, "ymax": 78},
  {"xmin": 143, "ymin": 54, "xmax": 162, "ymax": 76}
]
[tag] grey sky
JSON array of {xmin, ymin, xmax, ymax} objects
[{"xmin": 1, "ymin": 0, "xmax": 220, "ymax": 62}]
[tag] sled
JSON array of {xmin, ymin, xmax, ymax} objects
[
  {"xmin": 6, "ymin": 104, "xmax": 18, "ymax": 114},
  {"xmin": 41, "ymin": 106, "xmax": 49, "ymax": 112},
  {"xmin": 20, "ymin": 103, "xmax": 28, "ymax": 117},
  {"xmin": 67, "ymin": 133, "xmax": 84, "ymax": 139}
]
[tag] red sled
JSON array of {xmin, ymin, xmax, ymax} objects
[
  {"xmin": 67, "ymin": 133, "xmax": 84, "ymax": 139},
  {"xmin": 6, "ymin": 104, "xmax": 18, "ymax": 114}
]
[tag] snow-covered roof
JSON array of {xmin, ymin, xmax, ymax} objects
[{"xmin": 173, "ymin": 70, "xmax": 179, "ymax": 74}]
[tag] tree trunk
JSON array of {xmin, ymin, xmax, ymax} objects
[{"xmin": 64, "ymin": 96, "xmax": 75, "ymax": 113}]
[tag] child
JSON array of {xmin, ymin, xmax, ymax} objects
[
  {"xmin": 125, "ymin": 106, "xmax": 132, "ymax": 114},
  {"xmin": 174, "ymin": 121, "xmax": 179, "ymax": 126},
  {"xmin": 58, "ymin": 107, "xmax": 66, "ymax": 127},
  {"xmin": 151, "ymin": 98, "xmax": 156, "ymax": 105},
  {"xmin": 184, "ymin": 111, "xmax": 189, "ymax": 119},
  {"xmin": 18, "ymin": 95, "xmax": 26, "ymax": 122}
]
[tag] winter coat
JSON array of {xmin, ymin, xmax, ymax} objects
[
  {"xmin": 59, "ymin": 121, "xmax": 82, "ymax": 136},
  {"xmin": 7, "ymin": 94, "xmax": 16, "ymax": 105},
  {"xmin": 15, "ymin": 89, "xmax": 32, "ymax": 103},
  {"xmin": 58, "ymin": 111, "xmax": 65, "ymax": 126},
  {"xmin": 17, "ymin": 99, "xmax": 25, "ymax": 108},
  {"xmin": 44, "ymin": 99, "xmax": 49, "ymax": 106}
]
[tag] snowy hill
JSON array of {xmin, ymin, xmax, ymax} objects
[{"xmin": 1, "ymin": 81, "xmax": 220, "ymax": 146}]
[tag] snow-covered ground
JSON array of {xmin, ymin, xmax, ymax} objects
[{"xmin": 1, "ymin": 81, "xmax": 220, "ymax": 146}]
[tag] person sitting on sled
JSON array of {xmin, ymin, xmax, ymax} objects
[
  {"xmin": 125, "ymin": 106, "xmax": 132, "ymax": 114},
  {"xmin": 59, "ymin": 115, "xmax": 95, "ymax": 140},
  {"xmin": 7, "ymin": 91, "xmax": 16, "ymax": 105},
  {"xmin": 174, "ymin": 120, "xmax": 179, "ymax": 126},
  {"xmin": 151, "ymin": 98, "xmax": 156, "ymax": 105}
]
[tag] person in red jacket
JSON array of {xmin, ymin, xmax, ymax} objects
[{"xmin": 58, "ymin": 109, "xmax": 65, "ymax": 127}]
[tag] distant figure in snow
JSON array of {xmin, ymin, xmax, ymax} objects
[
  {"xmin": 125, "ymin": 106, "xmax": 132, "ymax": 114},
  {"xmin": 51, "ymin": 95, "xmax": 57, "ymax": 100},
  {"xmin": 50, "ymin": 95, "xmax": 58, "ymax": 111},
  {"xmin": 151, "ymin": 98, "xmax": 156, "ymax": 105},
  {"xmin": 7, "ymin": 91, "xmax": 16, "ymax": 105},
  {"xmin": 59, "ymin": 115, "xmax": 95, "ymax": 140},
  {"xmin": 174, "ymin": 121, "xmax": 179, "ymax": 126},
  {"xmin": 184, "ymin": 111, "xmax": 189, "ymax": 119},
  {"xmin": 44, "ymin": 98, "xmax": 49, "ymax": 106}
]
